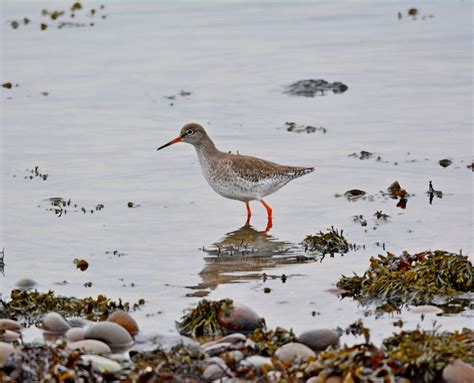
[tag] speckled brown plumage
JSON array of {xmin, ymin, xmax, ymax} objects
[{"xmin": 157, "ymin": 123, "xmax": 315, "ymax": 218}]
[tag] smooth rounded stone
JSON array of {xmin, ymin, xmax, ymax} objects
[
  {"xmin": 224, "ymin": 350, "xmax": 244, "ymax": 363},
  {"xmin": 15, "ymin": 278, "xmax": 37, "ymax": 289},
  {"xmin": 42, "ymin": 312, "xmax": 71, "ymax": 335},
  {"xmin": 274, "ymin": 342, "xmax": 316, "ymax": 363},
  {"xmin": 68, "ymin": 317, "xmax": 93, "ymax": 328},
  {"xmin": 81, "ymin": 354, "xmax": 122, "ymax": 373},
  {"xmin": 241, "ymin": 355, "xmax": 273, "ymax": 369},
  {"xmin": 298, "ymin": 329, "xmax": 340, "ymax": 352},
  {"xmin": 306, "ymin": 377, "xmax": 322, "ymax": 383},
  {"xmin": 0, "ymin": 319, "xmax": 22, "ymax": 333},
  {"xmin": 107, "ymin": 310, "xmax": 139, "ymax": 337},
  {"xmin": 68, "ymin": 339, "xmax": 112, "ymax": 354},
  {"xmin": 203, "ymin": 342, "xmax": 234, "ymax": 356},
  {"xmin": 0, "ymin": 342, "xmax": 15, "ymax": 367},
  {"xmin": 217, "ymin": 304, "xmax": 262, "ymax": 333},
  {"xmin": 84, "ymin": 321, "xmax": 133, "ymax": 353},
  {"xmin": 203, "ymin": 361, "xmax": 234, "ymax": 381},
  {"xmin": 0, "ymin": 329, "xmax": 20, "ymax": 343},
  {"xmin": 66, "ymin": 327, "xmax": 87, "ymax": 342},
  {"xmin": 217, "ymin": 333, "xmax": 246, "ymax": 345},
  {"xmin": 442, "ymin": 359, "xmax": 474, "ymax": 383},
  {"xmin": 410, "ymin": 305, "xmax": 443, "ymax": 315}
]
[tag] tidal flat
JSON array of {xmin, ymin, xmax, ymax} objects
[{"xmin": 1, "ymin": 1, "xmax": 473, "ymax": 381}]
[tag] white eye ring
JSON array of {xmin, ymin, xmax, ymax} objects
[{"xmin": 186, "ymin": 129, "xmax": 194, "ymax": 135}]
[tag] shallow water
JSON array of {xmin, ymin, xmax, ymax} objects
[{"xmin": 1, "ymin": 1, "xmax": 472, "ymax": 346}]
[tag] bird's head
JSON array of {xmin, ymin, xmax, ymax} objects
[{"xmin": 157, "ymin": 123, "xmax": 207, "ymax": 150}]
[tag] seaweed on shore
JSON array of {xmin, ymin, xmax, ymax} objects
[
  {"xmin": 0, "ymin": 289, "xmax": 144, "ymax": 325},
  {"xmin": 176, "ymin": 299, "xmax": 234, "ymax": 338},
  {"xmin": 383, "ymin": 327, "xmax": 474, "ymax": 383},
  {"xmin": 337, "ymin": 250, "xmax": 474, "ymax": 311},
  {"xmin": 248, "ymin": 327, "xmax": 297, "ymax": 356},
  {"xmin": 303, "ymin": 227, "xmax": 350, "ymax": 258}
]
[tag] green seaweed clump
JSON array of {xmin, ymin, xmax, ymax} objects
[
  {"xmin": 303, "ymin": 227, "xmax": 349, "ymax": 258},
  {"xmin": 0, "ymin": 289, "xmax": 144, "ymax": 325},
  {"xmin": 248, "ymin": 327, "xmax": 297, "ymax": 356},
  {"xmin": 176, "ymin": 299, "xmax": 233, "ymax": 338},
  {"xmin": 337, "ymin": 250, "xmax": 474, "ymax": 310},
  {"xmin": 383, "ymin": 327, "xmax": 474, "ymax": 383}
]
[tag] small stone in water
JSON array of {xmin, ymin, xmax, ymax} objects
[
  {"xmin": 107, "ymin": 311, "xmax": 139, "ymax": 337},
  {"xmin": 80, "ymin": 354, "xmax": 122, "ymax": 373},
  {"xmin": 442, "ymin": 359, "xmax": 474, "ymax": 383},
  {"xmin": 85, "ymin": 321, "xmax": 133, "ymax": 353},
  {"xmin": 68, "ymin": 339, "xmax": 112, "ymax": 354},
  {"xmin": 439, "ymin": 159, "xmax": 452, "ymax": 168},
  {"xmin": 42, "ymin": 312, "xmax": 71, "ymax": 335},
  {"xmin": 217, "ymin": 303, "xmax": 262, "ymax": 333},
  {"xmin": 74, "ymin": 258, "xmax": 89, "ymax": 271},
  {"xmin": 15, "ymin": 278, "xmax": 37, "ymax": 289},
  {"xmin": 65, "ymin": 327, "xmax": 86, "ymax": 342},
  {"xmin": 298, "ymin": 329, "xmax": 340, "ymax": 352},
  {"xmin": 0, "ymin": 342, "xmax": 15, "ymax": 367}
]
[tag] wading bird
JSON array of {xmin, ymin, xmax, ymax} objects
[{"xmin": 157, "ymin": 123, "xmax": 314, "ymax": 229}]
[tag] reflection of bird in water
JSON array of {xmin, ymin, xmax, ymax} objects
[
  {"xmin": 157, "ymin": 123, "xmax": 314, "ymax": 227},
  {"xmin": 186, "ymin": 222, "xmax": 312, "ymax": 296}
]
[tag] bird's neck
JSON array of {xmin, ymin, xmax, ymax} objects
[{"xmin": 194, "ymin": 135, "xmax": 219, "ymax": 160}]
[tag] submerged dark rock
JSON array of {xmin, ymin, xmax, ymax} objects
[{"xmin": 284, "ymin": 79, "xmax": 348, "ymax": 97}]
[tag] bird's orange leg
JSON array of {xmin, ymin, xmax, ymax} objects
[
  {"xmin": 260, "ymin": 199, "xmax": 272, "ymax": 218},
  {"xmin": 245, "ymin": 202, "xmax": 251, "ymax": 225}
]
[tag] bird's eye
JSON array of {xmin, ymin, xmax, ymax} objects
[{"xmin": 186, "ymin": 129, "xmax": 194, "ymax": 135}]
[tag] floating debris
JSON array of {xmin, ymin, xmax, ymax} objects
[
  {"xmin": 303, "ymin": 227, "xmax": 350, "ymax": 258},
  {"xmin": 284, "ymin": 122, "xmax": 326, "ymax": 134},
  {"xmin": 2, "ymin": 82, "xmax": 13, "ymax": 89},
  {"xmin": 349, "ymin": 150, "xmax": 372, "ymax": 160},
  {"xmin": 374, "ymin": 210, "xmax": 389, "ymax": 220},
  {"xmin": 427, "ymin": 181, "xmax": 443, "ymax": 205},
  {"xmin": 467, "ymin": 162, "xmax": 474, "ymax": 171},
  {"xmin": 74, "ymin": 259, "xmax": 89, "ymax": 271},
  {"xmin": 352, "ymin": 215, "xmax": 367, "ymax": 227},
  {"xmin": 439, "ymin": 159, "xmax": 452, "ymax": 168},
  {"xmin": 284, "ymin": 79, "xmax": 348, "ymax": 97},
  {"xmin": 385, "ymin": 181, "xmax": 409, "ymax": 209},
  {"xmin": 407, "ymin": 7, "xmax": 418, "ymax": 16},
  {"xmin": 40, "ymin": 23, "xmax": 48, "ymax": 30},
  {"xmin": 44, "ymin": 197, "xmax": 104, "ymax": 217},
  {"xmin": 24, "ymin": 166, "xmax": 48, "ymax": 181},
  {"xmin": 337, "ymin": 250, "xmax": 474, "ymax": 312}
]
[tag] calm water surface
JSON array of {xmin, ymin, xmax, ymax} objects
[{"xmin": 1, "ymin": 1, "xmax": 472, "ymax": 345}]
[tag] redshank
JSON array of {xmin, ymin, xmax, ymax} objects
[{"xmin": 157, "ymin": 123, "xmax": 314, "ymax": 224}]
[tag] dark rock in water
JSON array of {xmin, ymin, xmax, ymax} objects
[
  {"xmin": 274, "ymin": 342, "xmax": 315, "ymax": 362},
  {"xmin": 344, "ymin": 189, "xmax": 366, "ymax": 201},
  {"xmin": 442, "ymin": 359, "xmax": 474, "ymax": 383},
  {"xmin": 217, "ymin": 304, "xmax": 262, "ymax": 333},
  {"xmin": 298, "ymin": 329, "xmax": 340, "ymax": 352},
  {"xmin": 15, "ymin": 278, "xmax": 37, "ymax": 289},
  {"xmin": 284, "ymin": 79, "xmax": 348, "ymax": 97},
  {"xmin": 439, "ymin": 159, "xmax": 452, "ymax": 168}
]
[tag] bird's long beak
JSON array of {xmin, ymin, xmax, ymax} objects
[{"xmin": 157, "ymin": 136, "xmax": 182, "ymax": 151}]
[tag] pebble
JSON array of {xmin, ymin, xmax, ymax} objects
[
  {"xmin": 203, "ymin": 342, "xmax": 234, "ymax": 356},
  {"xmin": 298, "ymin": 329, "xmax": 340, "ymax": 352},
  {"xmin": 107, "ymin": 311, "xmax": 139, "ymax": 337},
  {"xmin": 81, "ymin": 354, "xmax": 122, "ymax": 373},
  {"xmin": 68, "ymin": 339, "xmax": 112, "ymax": 354},
  {"xmin": 0, "ymin": 319, "xmax": 22, "ymax": 333},
  {"xmin": 0, "ymin": 342, "xmax": 15, "ymax": 367},
  {"xmin": 217, "ymin": 303, "xmax": 262, "ymax": 333},
  {"xmin": 15, "ymin": 278, "xmax": 37, "ymax": 289},
  {"xmin": 203, "ymin": 357, "xmax": 234, "ymax": 381},
  {"xmin": 442, "ymin": 359, "xmax": 474, "ymax": 383},
  {"xmin": 65, "ymin": 327, "xmax": 87, "ymax": 342},
  {"xmin": 241, "ymin": 355, "xmax": 274, "ymax": 369},
  {"xmin": 85, "ymin": 321, "xmax": 133, "ymax": 353},
  {"xmin": 410, "ymin": 305, "xmax": 443, "ymax": 315},
  {"xmin": 42, "ymin": 312, "xmax": 71, "ymax": 335},
  {"xmin": 274, "ymin": 342, "xmax": 316, "ymax": 363},
  {"xmin": 0, "ymin": 330, "xmax": 20, "ymax": 343},
  {"xmin": 68, "ymin": 317, "xmax": 93, "ymax": 328}
]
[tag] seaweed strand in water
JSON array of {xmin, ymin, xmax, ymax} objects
[
  {"xmin": 337, "ymin": 250, "xmax": 474, "ymax": 311},
  {"xmin": 303, "ymin": 227, "xmax": 350, "ymax": 259},
  {"xmin": 176, "ymin": 299, "xmax": 233, "ymax": 338}
]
